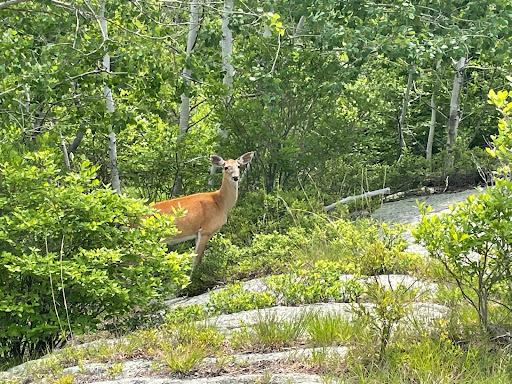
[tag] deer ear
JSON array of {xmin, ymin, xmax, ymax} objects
[
  {"xmin": 211, "ymin": 155, "xmax": 225, "ymax": 167},
  {"xmin": 237, "ymin": 151, "xmax": 255, "ymax": 165}
]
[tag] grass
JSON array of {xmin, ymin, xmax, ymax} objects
[
  {"xmin": 308, "ymin": 348, "xmax": 346, "ymax": 376},
  {"xmin": 5, "ymin": 298, "xmax": 512, "ymax": 384},
  {"xmin": 4, "ymin": 215, "xmax": 512, "ymax": 383},
  {"xmin": 160, "ymin": 344, "xmax": 208, "ymax": 374},
  {"xmin": 232, "ymin": 312, "xmax": 309, "ymax": 351},
  {"xmin": 343, "ymin": 336, "xmax": 512, "ymax": 384},
  {"xmin": 305, "ymin": 313, "xmax": 355, "ymax": 346}
]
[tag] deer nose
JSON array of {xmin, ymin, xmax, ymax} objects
[{"xmin": 232, "ymin": 176, "xmax": 239, "ymax": 182}]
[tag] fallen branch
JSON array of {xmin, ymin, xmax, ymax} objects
[{"xmin": 323, "ymin": 187, "xmax": 391, "ymax": 212}]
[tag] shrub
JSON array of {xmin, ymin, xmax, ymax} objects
[
  {"xmin": 298, "ymin": 219, "xmax": 418, "ymax": 276},
  {"xmin": 186, "ymin": 234, "xmax": 247, "ymax": 294},
  {"xmin": 188, "ymin": 226, "xmax": 310, "ymax": 294},
  {"xmin": 222, "ymin": 189, "xmax": 327, "ymax": 246},
  {"xmin": 0, "ymin": 147, "xmax": 190, "ymax": 359},
  {"xmin": 413, "ymin": 180, "xmax": 512, "ymax": 331},
  {"xmin": 266, "ymin": 261, "xmax": 364, "ymax": 305},
  {"xmin": 487, "ymin": 88, "xmax": 512, "ymax": 179},
  {"xmin": 208, "ymin": 282, "xmax": 276, "ymax": 314},
  {"xmin": 351, "ymin": 281, "xmax": 415, "ymax": 361},
  {"xmin": 165, "ymin": 305, "xmax": 208, "ymax": 325},
  {"xmin": 189, "ymin": 212, "xmax": 417, "ymax": 295}
]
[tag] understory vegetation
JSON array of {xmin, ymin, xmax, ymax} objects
[
  {"xmin": 2, "ymin": 0, "xmax": 512, "ymax": 382},
  {"xmin": 1, "ymin": 92, "xmax": 512, "ymax": 381}
]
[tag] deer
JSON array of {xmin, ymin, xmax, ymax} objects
[{"xmin": 152, "ymin": 152, "xmax": 255, "ymax": 267}]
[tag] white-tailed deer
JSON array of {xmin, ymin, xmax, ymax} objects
[{"xmin": 152, "ymin": 152, "xmax": 254, "ymax": 267}]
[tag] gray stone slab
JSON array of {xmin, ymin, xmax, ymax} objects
[{"xmin": 90, "ymin": 373, "xmax": 323, "ymax": 384}]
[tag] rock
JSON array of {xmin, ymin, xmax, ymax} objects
[
  {"xmin": 65, "ymin": 359, "xmax": 154, "ymax": 381},
  {"xmin": 364, "ymin": 274, "xmax": 438, "ymax": 297},
  {"xmin": 373, "ymin": 189, "xmax": 478, "ymax": 225},
  {"xmin": 203, "ymin": 346, "xmax": 347, "ymax": 366},
  {"xmin": 164, "ymin": 291, "xmax": 212, "ymax": 309},
  {"xmin": 205, "ymin": 302, "xmax": 448, "ymax": 333},
  {"xmin": 373, "ymin": 188, "xmax": 478, "ymax": 257},
  {"xmin": 89, "ymin": 373, "xmax": 323, "ymax": 384}
]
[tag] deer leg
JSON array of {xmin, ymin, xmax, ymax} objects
[{"xmin": 193, "ymin": 229, "xmax": 212, "ymax": 267}]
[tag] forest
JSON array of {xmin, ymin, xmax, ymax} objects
[{"xmin": 1, "ymin": 0, "xmax": 512, "ymax": 382}]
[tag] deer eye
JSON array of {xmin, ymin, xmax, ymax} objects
[{"xmin": 224, "ymin": 166, "xmax": 228, "ymax": 170}]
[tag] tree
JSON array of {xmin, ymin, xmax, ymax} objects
[
  {"xmin": 173, "ymin": 0, "xmax": 202, "ymax": 196},
  {"xmin": 99, "ymin": 1, "xmax": 121, "ymax": 194}
]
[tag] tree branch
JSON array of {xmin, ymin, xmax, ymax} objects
[
  {"xmin": 0, "ymin": 0, "xmax": 31, "ymax": 9},
  {"xmin": 1, "ymin": 0, "xmax": 86, "ymax": 15}
]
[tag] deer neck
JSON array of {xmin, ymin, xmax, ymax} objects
[{"xmin": 217, "ymin": 172, "xmax": 238, "ymax": 214}]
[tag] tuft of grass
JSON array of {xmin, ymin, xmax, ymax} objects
[
  {"xmin": 49, "ymin": 374, "xmax": 74, "ymax": 384},
  {"xmin": 230, "ymin": 313, "xmax": 308, "ymax": 352},
  {"xmin": 157, "ymin": 322, "xmax": 224, "ymax": 374},
  {"xmin": 251, "ymin": 312, "xmax": 308, "ymax": 351},
  {"xmin": 160, "ymin": 343, "xmax": 208, "ymax": 374},
  {"xmin": 105, "ymin": 362, "xmax": 123, "ymax": 379},
  {"xmin": 345, "ymin": 336, "xmax": 512, "ymax": 383},
  {"xmin": 255, "ymin": 370, "xmax": 274, "ymax": 384},
  {"xmin": 305, "ymin": 313, "xmax": 353, "ymax": 346}
]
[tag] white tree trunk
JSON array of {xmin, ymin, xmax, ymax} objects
[
  {"xmin": 100, "ymin": 2, "xmax": 121, "ymax": 194},
  {"xmin": 446, "ymin": 56, "xmax": 466, "ymax": 168},
  {"xmin": 177, "ymin": 0, "xmax": 200, "ymax": 140},
  {"xmin": 61, "ymin": 136, "xmax": 71, "ymax": 169},
  {"xmin": 292, "ymin": 15, "xmax": 306, "ymax": 47},
  {"xmin": 398, "ymin": 68, "xmax": 413, "ymax": 160},
  {"xmin": 174, "ymin": 0, "xmax": 201, "ymax": 195},
  {"xmin": 209, "ymin": 0, "xmax": 233, "ymax": 186},
  {"xmin": 221, "ymin": 0, "xmax": 234, "ymax": 88},
  {"xmin": 426, "ymin": 60, "xmax": 441, "ymax": 162}
]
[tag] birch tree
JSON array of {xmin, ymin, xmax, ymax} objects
[
  {"xmin": 99, "ymin": 1, "xmax": 121, "ymax": 194},
  {"xmin": 209, "ymin": 0, "xmax": 234, "ymax": 186},
  {"xmin": 446, "ymin": 56, "xmax": 466, "ymax": 169},
  {"xmin": 398, "ymin": 68, "xmax": 413, "ymax": 160},
  {"xmin": 173, "ymin": 0, "xmax": 201, "ymax": 196},
  {"xmin": 426, "ymin": 60, "xmax": 442, "ymax": 162}
]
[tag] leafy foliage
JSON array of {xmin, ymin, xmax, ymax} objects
[
  {"xmin": 351, "ymin": 281, "xmax": 415, "ymax": 361},
  {"xmin": 0, "ymin": 146, "xmax": 190, "ymax": 358},
  {"xmin": 266, "ymin": 262, "xmax": 364, "ymax": 306},
  {"xmin": 413, "ymin": 181, "xmax": 512, "ymax": 330},
  {"xmin": 487, "ymin": 88, "xmax": 512, "ymax": 179},
  {"xmin": 208, "ymin": 283, "xmax": 276, "ymax": 314}
]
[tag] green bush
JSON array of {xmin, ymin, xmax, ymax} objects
[
  {"xmin": 266, "ymin": 261, "xmax": 364, "ymax": 305},
  {"xmin": 189, "ymin": 213, "xmax": 418, "ymax": 295},
  {"xmin": 222, "ymin": 189, "xmax": 327, "ymax": 246},
  {"xmin": 488, "ymin": 88, "xmax": 512, "ymax": 179},
  {"xmin": 208, "ymin": 282, "xmax": 276, "ymax": 314},
  {"xmin": 188, "ymin": 227, "xmax": 309, "ymax": 294},
  {"xmin": 0, "ymin": 147, "xmax": 190, "ymax": 359},
  {"xmin": 185, "ymin": 234, "xmax": 247, "ymax": 294},
  {"xmin": 298, "ymin": 219, "xmax": 418, "ymax": 276},
  {"xmin": 236, "ymin": 228, "xmax": 308, "ymax": 276},
  {"xmin": 413, "ymin": 180, "xmax": 512, "ymax": 331},
  {"xmin": 165, "ymin": 305, "xmax": 208, "ymax": 325},
  {"xmin": 351, "ymin": 281, "xmax": 415, "ymax": 361}
]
